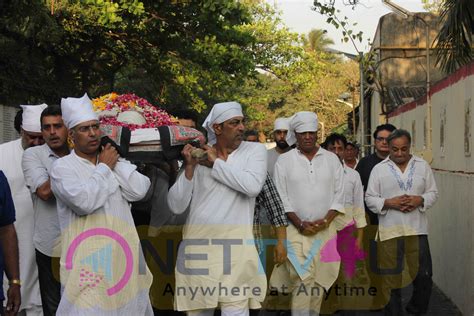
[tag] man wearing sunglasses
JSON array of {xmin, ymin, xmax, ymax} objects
[
  {"xmin": 50, "ymin": 94, "xmax": 153, "ymax": 315},
  {"xmin": 355, "ymin": 123, "xmax": 396, "ymax": 311},
  {"xmin": 356, "ymin": 124, "xmax": 397, "ymax": 226}
]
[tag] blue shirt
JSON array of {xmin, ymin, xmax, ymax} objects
[{"xmin": 0, "ymin": 171, "xmax": 16, "ymax": 301}]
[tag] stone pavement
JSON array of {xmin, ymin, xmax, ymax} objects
[
  {"xmin": 399, "ymin": 284, "xmax": 462, "ymax": 316},
  {"xmin": 336, "ymin": 284, "xmax": 463, "ymax": 316},
  {"xmin": 259, "ymin": 283, "xmax": 462, "ymax": 316}
]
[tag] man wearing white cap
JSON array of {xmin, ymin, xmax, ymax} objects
[
  {"xmin": 50, "ymin": 94, "xmax": 153, "ymax": 315},
  {"xmin": 167, "ymin": 101, "xmax": 268, "ymax": 315},
  {"xmin": 267, "ymin": 117, "xmax": 291, "ymax": 178},
  {"xmin": 0, "ymin": 103, "xmax": 47, "ymax": 316},
  {"xmin": 272, "ymin": 111, "xmax": 345, "ymax": 316}
]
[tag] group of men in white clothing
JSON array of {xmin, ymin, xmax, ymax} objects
[
  {"xmin": 0, "ymin": 97, "xmax": 438, "ymax": 316},
  {"xmin": 1, "ymin": 96, "xmax": 153, "ymax": 316}
]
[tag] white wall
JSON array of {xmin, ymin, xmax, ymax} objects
[
  {"xmin": 0, "ymin": 105, "xmax": 19, "ymax": 144},
  {"xmin": 387, "ymin": 62, "xmax": 474, "ymax": 315}
]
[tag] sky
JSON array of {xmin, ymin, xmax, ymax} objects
[{"xmin": 267, "ymin": 0, "xmax": 426, "ymax": 54}]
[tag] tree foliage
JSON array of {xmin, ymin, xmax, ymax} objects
[
  {"xmin": 421, "ymin": 0, "xmax": 444, "ymax": 14},
  {"xmin": 236, "ymin": 47, "xmax": 359, "ymax": 136},
  {"xmin": 0, "ymin": 0, "xmax": 258, "ymax": 109},
  {"xmin": 0, "ymin": 0, "xmax": 358, "ymax": 136},
  {"xmin": 312, "ymin": 1, "xmax": 366, "ymax": 51},
  {"xmin": 303, "ymin": 29, "xmax": 334, "ymax": 52},
  {"xmin": 435, "ymin": 0, "xmax": 473, "ymax": 73}
]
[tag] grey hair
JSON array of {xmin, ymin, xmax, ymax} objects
[{"xmin": 387, "ymin": 129, "xmax": 411, "ymax": 145}]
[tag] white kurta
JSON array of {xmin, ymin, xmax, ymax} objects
[
  {"xmin": 167, "ymin": 141, "xmax": 268, "ymax": 311},
  {"xmin": 273, "ymin": 147, "xmax": 345, "ymax": 289},
  {"xmin": 334, "ymin": 166, "xmax": 367, "ymax": 230},
  {"xmin": 365, "ymin": 155, "xmax": 438, "ymax": 242},
  {"xmin": 267, "ymin": 147, "xmax": 280, "ymax": 178},
  {"xmin": 0, "ymin": 139, "xmax": 42, "ymax": 311},
  {"xmin": 50, "ymin": 151, "xmax": 153, "ymax": 315}
]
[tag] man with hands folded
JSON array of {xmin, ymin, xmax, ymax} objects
[
  {"xmin": 365, "ymin": 129, "xmax": 438, "ymax": 316},
  {"xmin": 272, "ymin": 111, "xmax": 345, "ymax": 316}
]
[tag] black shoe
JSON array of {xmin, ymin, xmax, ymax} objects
[
  {"xmin": 370, "ymin": 308, "xmax": 384, "ymax": 313},
  {"xmin": 405, "ymin": 304, "xmax": 422, "ymax": 315}
]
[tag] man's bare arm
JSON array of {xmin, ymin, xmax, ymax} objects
[
  {"xmin": 36, "ymin": 179, "xmax": 53, "ymax": 201},
  {"xmin": 0, "ymin": 224, "xmax": 21, "ymax": 315}
]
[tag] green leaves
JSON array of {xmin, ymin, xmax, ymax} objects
[
  {"xmin": 0, "ymin": 0, "xmax": 359, "ymax": 134},
  {"xmin": 78, "ymin": 0, "xmax": 146, "ymax": 26},
  {"xmin": 313, "ymin": 1, "xmax": 366, "ymax": 52},
  {"xmin": 435, "ymin": 0, "xmax": 473, "ymax": 73},
  {"xmin": 421, "ymin": 0, "xmax": 444, "ymax": 14}
]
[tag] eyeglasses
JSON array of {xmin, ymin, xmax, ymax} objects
[
  {"xmin": 375, "ymin": 136, "xmax": 388, "ymax": 142},
  {"xmin": 76, "ymin": 123, "xmax": 100, "ymax": 133}
]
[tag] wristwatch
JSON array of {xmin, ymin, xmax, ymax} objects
[{"xmin": 9, "ymin": 279, "xmax": 21, "ymax": 286}]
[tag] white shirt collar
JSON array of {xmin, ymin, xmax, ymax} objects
[{"xmin": 380, "ymin": 154, "xmax": 424, "ymax": 166}]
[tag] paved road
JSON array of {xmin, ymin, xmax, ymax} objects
[{"xmin": 259, "ymin": 283, "xmax": 462, "ymax": 316}]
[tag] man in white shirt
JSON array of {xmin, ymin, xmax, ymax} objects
[
  {"xmin": 167, "ymin": 101, "xmax": 267, "ymax": 316},
  {"xmin": 267, "ymin": 118, "xmax": 291, "ymax": 178},
  {"xmin": 50, "ymin": 94, "xmax": 153, "ymax": 315},
  {"xmin": 243, "ymin": 130, "xmax": 259, "ymax": 143},
  {"xmin": 365, "ymin": 129, "xmax": 438, "ymax": 316},
  {"xmin": 0, "ymin": 104, "xmax": 47, "ymax": 316},
  {"xmin": 343, "ymin": 142, "xmax": 359, "ymax": 169},
  {"xmin": 273, "ymin": 112, "xmax": 345, "ymax": 316},
  {"xmin": 321, "ymin": 133, "xmax": 367, "ymax": 313},
  {"xmin": 22, "ymin": 105, "xmax": 70, "ymax": 315},
  {"xmin": 322, "ymin": 134, "xmax": 366, "ymax": 248}
]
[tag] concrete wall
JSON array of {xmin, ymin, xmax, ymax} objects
[
  {"xmin": 387, "ymin": 62, "xmax": 474, "ymax": 315},
  {"xmin": 376, "ymin": 13, "xmax": 444, "ymax": 87},
  {"xmin": 0, "ymin": 104, "xmax": 19, "ymax": 144},
  {"xmin": 366, "ymin": 13, "xmax": 446, "ymax": 151},
  {"xmin": 428, "ymin": 172, "xmax": 473, "ymax": 316}
]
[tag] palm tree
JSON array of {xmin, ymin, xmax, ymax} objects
[
  {"xmin": 304, "ymin": 29, "xmax": 335, "ymax": 52},
  {"xmin": 435, "ymin": 0, "xmax": 473, "ymax": 73}
]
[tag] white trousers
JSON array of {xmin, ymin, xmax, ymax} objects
[{"xmin": 187, "ymin": 299, "xmax": 249, "ymax": 316}]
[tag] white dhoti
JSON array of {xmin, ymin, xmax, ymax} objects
[
  {"xmin": 270, "ymin": 225, "xmax": 340, "ymax": 315},
  {"xmin": 175, "ymin": 225, "xmax": 267, "ymax": 312}
]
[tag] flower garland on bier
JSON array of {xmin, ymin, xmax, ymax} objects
[
  {"xmin": 92, "ymin": 93, "xmax": 175, "ymax": 130},
  {"xmin": 90, "ymin": 93, "xmax": 205, "ymax": 163}
]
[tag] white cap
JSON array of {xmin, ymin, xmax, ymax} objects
[
  {"xmin": 273, "ymin": 117, "xmax": 290, "ymax": 132},
  {"xmin": 286, "ymin": 111, "xmax": 318, "ymax": 146},
  {"xmin": 20, "ymin": 103, "xmax": 48, "ymax": 133},
  {"xmin": 202, "ymin": 101, "xmax": 243, "ymax": 145},
  {"xmin": 60, "ymin": 93, "xmax": 98, "ymax": 129}
]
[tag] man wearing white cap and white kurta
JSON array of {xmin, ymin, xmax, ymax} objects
[
  {"xmin": 167, "ymin": 101, "xmax": 267, "ymax": 316},
  {"xmin": 50, "ymin": 94, "xmax": 153, "ymax": 315},
  {"xmin": 267, "ymin": 118, "xmax": 291, "ymax": 178},
  {"xmin": 272, "ymin": 111, "xmax": 345, "ymax": 316},
  {"xmin": 0, "ymin": 103, "xmax": 47, "ymax": 316}
]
